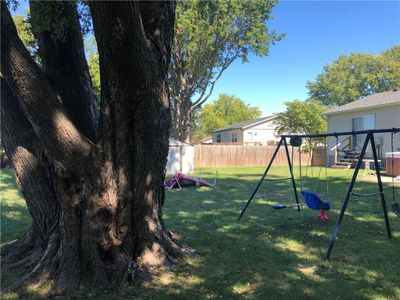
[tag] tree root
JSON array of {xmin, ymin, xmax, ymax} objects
[
  {"xmin": 1, "ymin": 229, "xmax": 37, "ymax": 265},
  {"xmin": 1, "ymin": 233, "xmax": 57, "ymax": 295},
  {"xmin": 119, "ymin": 260, "xmax": 137, "ymax": 289},
  {"xmin": 6, "ymin": 250, "xmax": 40, "ymax": 270}
]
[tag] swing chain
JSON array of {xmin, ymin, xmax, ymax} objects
[{"xmin": 391, "ymin": 131, "xmax": 395, "ymax": 201}]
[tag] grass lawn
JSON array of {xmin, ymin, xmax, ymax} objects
[{"xmin": 1, "ymin": 166, "xmax": 400, "ymax": 299}]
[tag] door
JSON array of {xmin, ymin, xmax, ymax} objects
[
  {"xmin": 352, "ymin": 115, "xmax": 375, "ymax": 151},
  {"xmin": 352, "ymin": 117, "xmax": 363, "ymax": 149}
]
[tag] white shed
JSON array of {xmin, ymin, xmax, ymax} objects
[{"xmin": 166, "ymin": 139, "xmax": 194, "ymax": 174}]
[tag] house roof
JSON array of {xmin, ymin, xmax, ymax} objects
[
  {"xmin": 211, "ymin": 115, "xmax": 276, "ymax": 133},
  {"xmin": 323, "ymin": 90, "xmax": 400, "ymax": 116}
]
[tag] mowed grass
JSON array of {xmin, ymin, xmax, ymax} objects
[
  {"xmin": 1, "ymin": 166, "xmax": 400, "ymax": 299},
  {"xmin": 0, "ymin": 169, "xmax": 31, "ymax": 242}
]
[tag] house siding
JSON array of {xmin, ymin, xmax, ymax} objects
[
  {"xmin": 211, "ymin": 119, "xmax": 279, "ymax": 144},
  {"xmin": 243, "ymin": 120, "xmax": 278, "ymax": 144},
  {"xmin": 326, "ymin": 105, "xmax": 400, "ymax": 164},
  {"xmin": 211, "ymin": 129, "xmax": 243, "ymax": 143}
]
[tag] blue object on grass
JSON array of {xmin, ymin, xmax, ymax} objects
[{"xmin": 301, "ymin": 190, "xmax": 330, "ymax": 210}]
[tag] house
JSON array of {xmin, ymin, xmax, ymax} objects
[
  {"xmin": 210, "ymin": 115, "xmax": 279, "ymax": 145},
  {"xmin": 323, "ymin": 90, "xmax": 400, "ymax": 166},
  {"xmin": 166, "ymin": 139, "xmax": 194, "ymax": 174}
]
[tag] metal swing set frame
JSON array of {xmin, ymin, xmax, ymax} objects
[{"xmin": 237, "ymin": 127, "xmax": 400, "ymax": 259}]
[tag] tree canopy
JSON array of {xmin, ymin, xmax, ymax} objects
[
  {"xmin": 307, "ymin": 46, "xmax": 400, "ymax": 106},
  {"xmin": 85, "ymin": 37, "xmax": 100, "ymax": 98},
  {"xmin": 274, "ymin": 100, "xmax": 328, "ymax": 137},
  {"xmin": 13, "ymin": 14, "xmax": 37, "ymax": 58},
  {"xmin": 192, "ymin": 94, "xmax": 261, "ymax": 142},
  {"xmin": 169, "ymin": 0, "xmax": 283, "ymax": 142}
]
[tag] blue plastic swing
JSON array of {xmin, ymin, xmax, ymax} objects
[
  {"xmin": 301, "ymin": 190, "xmax": 330, "ymax": 210},
  {"xmin": 271, "ymin": 138, "xmax": 331, "ymax": 221},
  {"xmin": 301, "ymin": 190, "xmax": 331, "ymax": 222}
]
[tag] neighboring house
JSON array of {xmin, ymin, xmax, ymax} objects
[
  {"xmin": 210, "ymin": 116, "xmax": 279, "ymax": 145},
  {"xmin": 166, "ymin": 139, "xmax": 194, "ymax": 174},
  {"xmin": 323, "ymin": 90, "xmax": 400, "ymax": 165}
]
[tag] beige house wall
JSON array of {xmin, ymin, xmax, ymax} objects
[
  {"xmin": 326, "ymin": 105, "xmax": 400, "ymax": 164},
  {"xmin": 211, "ymin": 120, "xmax": 280, "ymax": 144},
  {"xmin": 211, "ymin": 129, "xmax": 243, "ymax": 143},
  {"xmin": 243, "ymin": 120, "xmax": 279, "ymax": 144}
]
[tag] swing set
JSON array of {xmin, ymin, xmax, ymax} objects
[
  {"xmin": 271, "ymin": 136, "xmax": 331, "ymax": 222},
  {"xmin": 237, "ymin": 127, "xmax": 400, "ymax": 259}
]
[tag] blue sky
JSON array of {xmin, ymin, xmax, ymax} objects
[
  {"xmin": 12, "ymin": 1, "xmax": 400, "ymax": 115},
  {"xmin": 210, "ymin": 1, "xmax": 400, "ymax": 115}
]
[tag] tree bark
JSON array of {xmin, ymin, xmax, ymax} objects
[
  {"xmin": 89, "ymin": 0, "xmax": 181, "ymax": 262},
  {"xmin": 1, "ymin": 4, "xmax": 93, "ymax": 293},
  {"xmin": 174, "ymin": 95, "xmax": 192, "ymax": 144},
  {"xmin": 0, "ymin": 79, "xmax": 59, "ymax": 266},
  {"xmin": 1, "ymin": 1, "xmax": 182, "ymax": 296},
  {"xmin": 169, "ymin": 50, "xmax": 193, "ymax": 143},
  {"xmin": 29, "ymin": 1, "xmax": 99, "ymax": 142}
]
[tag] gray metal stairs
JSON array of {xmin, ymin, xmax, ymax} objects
[{"xmin": 332, "ymin": 152, "xmax": 360, "ymax": 169}]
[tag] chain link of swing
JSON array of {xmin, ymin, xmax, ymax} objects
[
  {"xmin": 390, "ymin": 131, "xmax": 400, "ymax": 216},
  {"xmin": 297, "ymin": 137, "xmax": 329, "ymax": 199}
]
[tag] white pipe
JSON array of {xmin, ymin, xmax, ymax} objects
[{"xmin": 330, "ymin": 142, "xmax": 341, "ymax": 151}]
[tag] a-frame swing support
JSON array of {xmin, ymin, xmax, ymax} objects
[
  {"xmin": 237, "ymin": 136, "xmax": 300, "ymax": 221},
  {"xmin": 238, "ymin": 128, "xmax": 399, "ymax": 259}
]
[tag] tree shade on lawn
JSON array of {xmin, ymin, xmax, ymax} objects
[
  {"xmin": 2, "ymin": 167, "xmax": 400, "ymax": 299},
  {"xmin": 1, "ymin": 1, "xmax": 184, "ymax": 296}
]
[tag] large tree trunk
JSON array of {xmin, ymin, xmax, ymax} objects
[
  {"xmin": 1, "ymin": 1, "xmax": 182, "ymax": 296},
  {"xmin": 29, "ymin": 1, "xmax": 99, "ymax": 142},
  {"xmin": 178, "ymin": 98, "xmax": 193, "ymax": 144},
  {"xmin": 169, "ymin": 48, "xmax": 193, "ymax": 143},
  {"xmin": 1, "ymin": 78, "xmax": 60, "ymax": 273},
  {"xmin": 171, "ymin": 91, "xmax": 192, "ymax": 143},
  {"xmin": 89, "ymin": 0, "xmax": 181, "ymax": 264}
]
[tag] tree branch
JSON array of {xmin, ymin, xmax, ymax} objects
[
  {"xmin": 191, "ymin": 54, "xmax": 238, "ymax": 109},
  {"xmin": 1, "ymin": 78, "xmax": 60, "ymax": 242},
  {"xmin": 1, "ymin": 5, "xmax": 93, "ymax": 176},
  {"xmin": 29, "ymin": 0, "xmax": 99, "ymax": 142}
]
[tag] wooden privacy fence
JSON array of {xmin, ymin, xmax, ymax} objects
[
  {"xmin": 311, "ymin": 147, "xmax": 327, "ymax": 166},
  {"xmin": 194, "ymin": 144, "xmax": 327, "ymax": 168}
]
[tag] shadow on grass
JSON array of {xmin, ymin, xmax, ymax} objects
[
  {"xmin": 152, "ymin": 168, "xmax": 400, "ymax": 299},
  {"xmin": 1, "ymin": 167, "xmax": 399, "ymax": 299}
]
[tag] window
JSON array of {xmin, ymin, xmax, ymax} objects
[
  {"xmin": 363, "ymin": 115, "xmax": 375, "ymax": 130},
  {"xmin": 352, "ymin": 114, "xmax": 375, "ymax": 149},
  {"xmin": 232, "ymin": 133, "xmax": 238, "ymax": 143},
  {"xmin": 216, "ymin": 134, "xmax": 221, "ymax": 143}
]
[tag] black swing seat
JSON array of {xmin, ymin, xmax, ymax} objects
[
  {"xmin": 392, "ymin": 203, "xmax": 400, "ymax": 217},
  {"xmin": 301, "ymin": 190, "xmax": 330, "ymax": 211}
]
